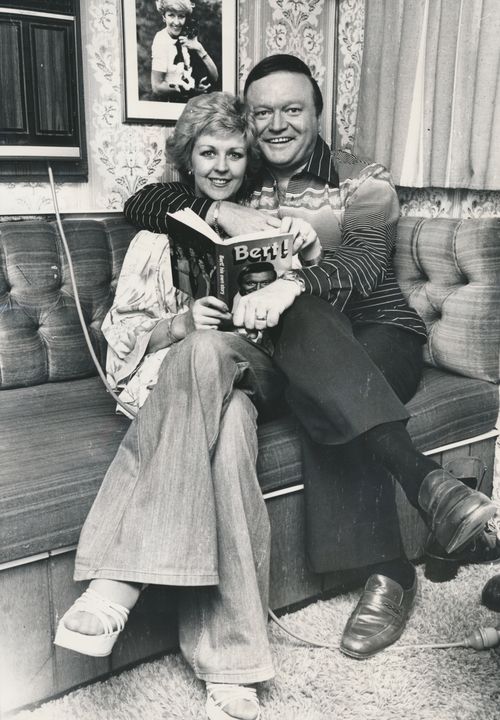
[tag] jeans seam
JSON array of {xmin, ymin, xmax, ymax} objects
[
  {"xmin": 206, "ymin": 362, "xmax": 245, "ymax": 452},
  {"xmin": 192, "ymin": 599, "xmax": 206, "ymax": 677},
  {"xmin": 87, "ymin": 419, "xmax": 143, "ymax": 574}
]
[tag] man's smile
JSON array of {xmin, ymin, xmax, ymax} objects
[{"xmin": 264, "ymin": 137, "xmax": 294, "ymax": 145}]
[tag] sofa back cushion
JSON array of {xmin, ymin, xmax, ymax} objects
[
  {"xmin": 0, "ymin": 217, "xmax": 136, "ymax": 389},
  {"xmin": 395, "ymin": 217, "xmax": 500, "ymax": 383}
]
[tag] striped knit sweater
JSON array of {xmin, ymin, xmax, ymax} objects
[{"xmin": 123, "ymin": 138, "xmax": 427, "ymax": 342}]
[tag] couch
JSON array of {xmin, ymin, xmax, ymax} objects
[{"xmin": 0, "ymin": 215, "xmax": 498, "ymax": 713}]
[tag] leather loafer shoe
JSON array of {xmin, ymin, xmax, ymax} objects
[
  {"xmin": 418, "ymin": 468, "xmax": 497, "ymax": 555},
  {"xmin": 340, "ymin": 574, "xmax": 417, "ymax": 659}
]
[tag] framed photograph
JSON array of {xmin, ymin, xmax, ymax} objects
[{"xmin": 121, "ymin": 0, "xmax": 237, "ymax": 123}]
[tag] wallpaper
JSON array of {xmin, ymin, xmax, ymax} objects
[{"xmin": 3, "ymin": 0, "xmax": 500, "ymax": 218}]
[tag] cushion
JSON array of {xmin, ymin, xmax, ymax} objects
[
  {"xmin": 0, "ymin": 217, "xmax": 136, "ymax": 389},
  {"xmin": 406, "ymin": 367, "xmax": 499, "ymax": 452},
  {"xmin": 0, "ymin": 377, "xmax": 129, "ymax": 564},
  {"xmin": 395, "ymin": 217, "xmax": 500, "ymax": 383},
  {"xmin": 2, "ymin": 366, "xmax": 497, "ymax": 565}
]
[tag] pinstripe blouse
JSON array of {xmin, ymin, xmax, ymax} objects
[{"xmin": 124, "ymin": 138, "xmax": 427, "ymax": 342}]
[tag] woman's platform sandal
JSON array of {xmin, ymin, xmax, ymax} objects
[
  {"xmin": 54, "ymin": 587, "xmax": 130, "ymax": 657},
  {"xmin": 206, "ymin": 682, "xmax": 261, "ymax": 720}
]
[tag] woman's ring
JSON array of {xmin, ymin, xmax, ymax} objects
[{"xmin": 256, "ymin": 313, "xmax": 267, "ymax": 321}]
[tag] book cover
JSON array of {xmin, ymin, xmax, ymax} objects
[{"xmin": 166, "ymin": 208, "xmax": 293, "ymax": 308}]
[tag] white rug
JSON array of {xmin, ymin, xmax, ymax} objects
[{"xmin": 14, "ymin": 564, "xmax": 500, "ymax": 720}]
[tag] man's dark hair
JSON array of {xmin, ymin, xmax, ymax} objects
[
  {"xmin": 238, "ymin": 262, "xmax": 276, "ymax": 282},
  {"xmin": 243, "ymin": 54, "xmax": 323, "ymax": 117}
]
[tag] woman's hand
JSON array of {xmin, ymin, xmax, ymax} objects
[
  {"xmin": 185, "ymin": 296, "xmax": 232, "ymax": 333},
  {"xmin": 179, "ymin": 35, "xmax": 203, "ymax": 53},
  {"xmin": 278, "ymin": 216, "xmax": 322, "ymax": 262}
]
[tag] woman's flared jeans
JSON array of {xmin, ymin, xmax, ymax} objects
[{"xmin": 75, "ymin": 330, "xmax": 284, "ymax": 683}]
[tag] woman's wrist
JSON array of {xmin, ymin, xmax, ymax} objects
[{"xmin": 169, "ymin": 313, "xmax": 186, "ymax": 341}]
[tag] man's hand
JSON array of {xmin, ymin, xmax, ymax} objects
[
  {"xmin": 278, "ymin": 216, "xmax": 322, "ymax": 261},
  {"xmin": 210, "ymin": 202, "xmax": 281, "ymax": 237},
  {"xmin": 232, "ymin": 279, "xmax": 301, "ymax": 330}
]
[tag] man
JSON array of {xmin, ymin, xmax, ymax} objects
[
  {"xmin": 124, "ymin": 55, "xmax": 496, "ymax": 660},
  {"xmin": 237, "ymin": 262, "xmax": 278, "ymax": 296}
]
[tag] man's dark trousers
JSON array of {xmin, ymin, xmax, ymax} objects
[{"xmin": 273, "ymin": 295, "xmax": 424, "ymax": 574}]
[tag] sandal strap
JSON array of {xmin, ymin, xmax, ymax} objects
[
  {"xmin": 206, "ymin": 683, "xmax": 259, "ymax": 713},
  {"xmin": 66, "ymin": 588, "xmax": 130, "ymax": 635}
]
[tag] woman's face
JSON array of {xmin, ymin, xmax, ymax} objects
[
  {"xmin": 191, "ymin": 132, "xmax": 248, "ymax": 201},
  {"xmin": 163, "ymin": 10, "xmax": 187, "ymax": 37}
]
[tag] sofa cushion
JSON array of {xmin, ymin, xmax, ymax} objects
[
  {"xmin": 0, "ymin": 217, "xmax": 136, "ymax": 389},
  {"xmin": 0, "ymin": 377, "xmax": 129, "ymax": 564},
  {"xmin": 407, "ymin": 367, "xmax": 498, "ymax": 452},
  {"xmin": 395, "ymin": 217, "xmax": 500, "ymax": 383},
  {"xmin": 1, "ymin": 366, "xmax": 497, "ymax": 565}
]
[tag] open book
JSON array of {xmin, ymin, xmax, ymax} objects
[{"xmin": 166, "ymin": 208, "xmax": 293, "ymax": 308}]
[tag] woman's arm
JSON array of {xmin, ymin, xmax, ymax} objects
[
  {"xmin": 182, "ymin": 36, "xmax": 218, "ymax": 84},
  {"xmin": 147, "ymin": 296, "xmax": 231, "ymax": 353},
  {"xmin": 102, "ymin": 232, "xmax": 190, "ymax": 389}
]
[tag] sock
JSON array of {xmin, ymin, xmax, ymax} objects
[
  {"xmin": 366, "ymin": 557, "xmax": 416, "ymax": 589},
  {"xmin": 357, "ymin": 421, "xmax": 439, "ymax": 508}
]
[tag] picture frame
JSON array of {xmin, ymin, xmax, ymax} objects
[{"xmin": 121, "ymin": 0, "xmax": 237, "ymax": 123}]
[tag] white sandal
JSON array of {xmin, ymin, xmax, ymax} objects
[
  {"xmin": 54, "ymin": 587, "xmax": 130, "ymax": 657},
  {"xmin": 206, "ymin": 682, "xmax": 261, "ymax": 720}
]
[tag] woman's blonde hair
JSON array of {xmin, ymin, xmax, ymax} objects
[
  {"xmin": 166, "ymin": 92, "xmax": 260, "ymax": 179},
  {"xmin": 156, "ymin": 0, "xmax": 193, "ymax": 16}
]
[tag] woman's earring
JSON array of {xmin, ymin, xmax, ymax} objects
[{"xmin": 187, "ymin": 169, "xmax": 193, "ymax": 175}]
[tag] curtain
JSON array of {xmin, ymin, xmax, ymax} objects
[{"xmin": 353, "ymin": 0, "xmax": 500, "ymax": 189}]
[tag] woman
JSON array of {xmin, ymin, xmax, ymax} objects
[
  {"xmin": 151, "ymin": 0, "xmax": 218, "ymax": 101},
  {"xmin": 55, "ymin": 92, "xmax": 321, "ymax": 720}
]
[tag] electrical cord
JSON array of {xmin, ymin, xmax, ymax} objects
[
  {"xmin": 47, "ymin": 164, "xmax": 135, "ymax": 418},
  {"xmin": 268, "ymin": 608, "xmax": 500, "ymax": 651},
  {"xmin": 47, "ymin": 163, "xmax": 500, "ymax": 655}
]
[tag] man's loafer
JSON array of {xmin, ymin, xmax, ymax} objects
[
  {"xmin": 418, "ymin": 468, "xmax": 497, "ymax": 555},
  {"xmin": 340, "ymin": 574, "xmax": 417, "ymax": 659}
]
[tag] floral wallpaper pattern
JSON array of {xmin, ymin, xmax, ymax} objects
[{"xmin": 3, "ymin": 0, "xmax": 500, "ymax": 218}]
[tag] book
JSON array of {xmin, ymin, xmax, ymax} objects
[{"xmin": 166, "ymin": 208, "xmax": 293, "ymax": 308}]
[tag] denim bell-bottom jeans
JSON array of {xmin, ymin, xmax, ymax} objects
[{"xmin": 75, "ymin": 330, "xmax": 285, "ymax": 684}]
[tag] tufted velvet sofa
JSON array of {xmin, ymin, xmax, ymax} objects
[{"xmin": 0, "ymin": 215, "xmax": 498, "ymax": 713}]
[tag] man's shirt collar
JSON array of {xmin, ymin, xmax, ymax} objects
[{"xmin": 304, "ymin": 136, "xmax": 339, "ymax": 185}]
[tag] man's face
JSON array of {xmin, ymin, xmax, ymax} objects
[
  {"xmin": 246, "ymin": 71, "xmax": 320, "ymax": 177},
  {"xmin": 239, "ymin": 269, "xmax": 277, "ymax": 295}
]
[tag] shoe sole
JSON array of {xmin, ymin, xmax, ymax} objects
[
  {"xmin": 340, "ymin": 623, "xmax": 407, "ymax": 659},
  {"xmin": 445, "ymin": 502, "xmax": 497, "ymax": 555},
  {"xmin": 54, "ymin": 621, "xmax": 118, "ymax": 657}
]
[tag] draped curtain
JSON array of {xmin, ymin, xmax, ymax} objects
[{"xmin": 353, "ymin": 0, "xmax": 500, "ymax": 189}]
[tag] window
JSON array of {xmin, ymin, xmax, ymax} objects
[{"xmin": 0, "ymin": 0, "xmax": 87, "ymax": 181}]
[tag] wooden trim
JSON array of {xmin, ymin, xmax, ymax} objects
[
  {"xmin": 0, "ymin": 145, "xmax": 80, "ymax": 158},
  {"xmin": 0, "ymin": 9, "xmax": 75, "ymax": 21}
]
